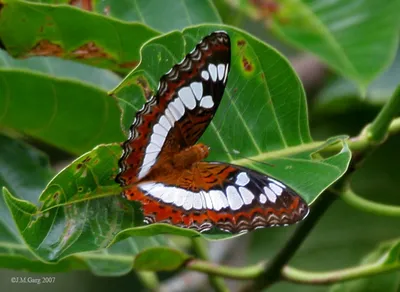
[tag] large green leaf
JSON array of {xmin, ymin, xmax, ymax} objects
[
  {"xmin": 3, "ymin": 26, "xmax": 351, "ymax": 262},
  {"xmin": 25, "ymin": 0, "xmax": 221, "ymax": 33},
  {"xmin": 0, "ymin": 70, "xmax": 124, "ymax": 154},
  {"xmin": 0, "ymin": 134, "xmax": 83, "ymax": 272},
  {"xmin": 0, "ymin": 135, "xmax": 169, "ymax": 273},
  {"xmin": 314, "ymin": 50, "xmax": 400, "ymax": 115},
  {"xmin": 0, "ymin": 0, "xmax": 159, "ymax": 73},
  {"xmin": 226, "ymin": 0, "xmax": 400, "ymax": 91}
]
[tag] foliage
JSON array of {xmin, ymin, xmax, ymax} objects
[{"xmin": 0, "ymin": 0, "xmax": 399, "ymax": 291}]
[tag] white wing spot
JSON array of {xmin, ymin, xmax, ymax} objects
[
  {"xmin": 270, "ymin": 183, "xmax": 283, "ymax": 196},
  {"xmin": 193, "ymin": 192, "xmax": 203, "ymax": 210},
  {"xmin": 223, "ymin": 63, "xmax": 229, "ymax": 84},
  {"xmin": 147, "ymin": 143, "xmax": 160, "ymax": 153},
  {"xmin": 200, "ymin": 95, "xmax": 214, "ymax": 108},
  {"xmin": 168, "ymin": 102, "xmax": 182, "ymax": 121},
  {"xmin": 148, "ymin": 183, "xmax": 165, "ymax": 199},
  {"xmin": 190, "ymin": 82, "xmax": 203, "ymax": 100},
  {"xmin": 235, "ymin": 172, "xmax": 250, "ymax": 186},
  {"xmin": 210, "ymin": 190, "xmax": 227, "ymax": 211},
  {"xmin": 164, "ymin": 109, "xmax": 176, "ymax": 125},
  {"xmin": 268, "ymin": 178, "xmax": 286, "ymax": 189},
  {"xmin": 203, "ymin": 191, "xmax": 213, "ymax": 209},
  {"xmin": 264, "ymin": 186, "xmax": 277, "ymax": 203},
  {"xmin": 138, "ymin": 182, "xmax": 155, "ymax": 192},
  {"xmin": 160, "ymin": 188, "xmax": 175, "ymax": 203},
  {"xmin": 208, "ymin": 64, "xmax": 217, "ymax": 81},
  {"xmin": 183, "ymin": 192, "xmax": 194, "ymax": 210},
  {"xmin": 173, "ymin": 189, "xmax": 187, "ymax": 207},
  {"xmin": 169, "ymin": 98, "xmax": 185, "ymax": 120},
  {"xmin": 238, "ymin": 187, "xmax": 254, "ymax": 204},
  {"xmin": 201, "ymin": 70, "xmax": 209, "ymax": 81},
  {"xmin": 217, "ymin": 64, "xmax": 225, "ymax": 81},
  {"xmin": 159, "ymin": 115, "xmax": 172, "ymax": 130},
  {"xmin": 226, "ymin": 186, "xmax": 243, "ymax": 210},
  {"xmin": 153, "ymin": 124, "xmax": 168, "ymax": 137},
  {"xmin": 178, "ymin": 87, "xmax": 196, "ymax": 110},
  {"xmin": 150, "ymin": 133, "xmax": 165, "ymax": 147},
  {"xmin": 259, "ymin": 193, "xmax": 267, "ymax": 204},
  {"xmin": 142, "ymin": 151, "xmax": 158, "ymax": 167}
]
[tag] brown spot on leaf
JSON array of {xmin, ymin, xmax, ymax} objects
[
  {"xmin": 69, "ymin": 0, "xmax": 93, "ymax": 11},
  {"xmin": 119, "ymin": 60, "xmax": 139, "ymax": 69},
  {"xmin": 136, "ymin": 76, "xmax": 153, "ymax": 100},
  {"xmin": 250, "ymin": 0, "xmax": 280, "ymax": 17},
  {"xmin": 237, "ymin": 39, "xmax": 246, "ymax": 47},
  {"xmin": 242, "ymin": 57, "xmax": 253, "ymax": 72},
  {"xmin": 72, "ymin": 41, "xmax": 109, "ymax": 59},
  {"xmin": 76, "ymin": 163, "xmax": 83, "ymax": 169},
  {"xmin": 29, "ymin": 40, "xmax": 63, "ymax": 57},
  {"xmin": 83, "ymin": 156, "xmax": 92, "ymax": 163}
]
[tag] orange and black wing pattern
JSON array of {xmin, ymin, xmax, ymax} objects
[
  {"xmin": 130, "ymin": 162, "xmax": 309, "ymax": 233},
  {"xmin": 116, "ymin": 31, "xmax": 230, "ymax": 186},
  {"xmin": 116, "ymin": 31, "xmax": 309, "ymax": 234}
]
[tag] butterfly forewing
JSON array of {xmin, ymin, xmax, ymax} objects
[
  {"xmin": 116, "ymin": 31, "xmax": 230, "ymax": 186},
  {"xmin": 116, "ymin": 31, "xmax": 309, "ymax": 234}
]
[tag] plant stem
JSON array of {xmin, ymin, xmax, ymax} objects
[
  {"xmin": 367, "ymin": 85, "xmax": 400, "ymax": 143},
  {"xmin": 341, "ymin": 187, "xmax": 400, "ymax": 217},
  {"xmin": 187, "ymin": 259, "xmax": 265, "ymax": 280},
  {"xmin": 242, "ymin": 192, "xmax": 337, "ymax": 291},
  {"xmin": 136, "ymin": 271, "xmax": 159, "ymax": 291},
  {"xmin": 282, "ymin": 261, "xmax": 400, "ymax": 285},
  {"xmin": 191, "ymin": 237, "xmax": 229, "ymax": 292}
]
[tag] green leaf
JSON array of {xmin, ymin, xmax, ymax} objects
[
  {"xmin": 330, "ymin": 240, "xmax": 400, "ymax": 292},
  {"xmin": 0, "ymin": 70, "xmax": 124, "ymax": 154},
  {"xmin": 0, "ymin": 135, "xmax": 88, "ymax": 272},
  {"xmin": 133, "ymin": 247, "xmax": 191, "ymax": 271},
  {"xmin": 314, "ymin": 50, "xmax": 400, "ymax": 115},
  {"xmin": 92, "ymin": 0, "xmax": 222, "ymax": 33},
  {"xmin": 228, "ymin": 0, "xmax": 400, "ymax": 91},
  {"xmin": 25, "ymin": 0, "xmax": 221, "ymax": 33},
  {"xmin": 0, "ymin": 0, "xmax": 159, "ymax": 73},
  {"xmin": 4, "ymin": 26, "xmax": 351, "ymax": 262},
  {"xmin": 0, "ymin": 49, "xmax": 121, "ymax": 91}
]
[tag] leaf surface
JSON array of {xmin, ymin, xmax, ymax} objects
[
  {"xmin": 315, "ymin": 50, "xmax": 400, "ymax": 115},
  {"xmin": 0, "ymin": 0, "xmax": 159, "ymax": 73},
  {"xmin": 4, "ymin": 26, "xmax": 351, "ymax": 262},
  {"xmin": 227, "ymin": 0, "xmax": 400, "ymax": 91},
  {"xmin": 0, "ymin": 70, "xmax": 124, "ymax": 154}
]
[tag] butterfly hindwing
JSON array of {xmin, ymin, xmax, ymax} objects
[
  {"xmin": 127, "ymin": 162, "xmax": 309, "ymax": 233},
  {"xmin": 116, "ymin": 32, "xmax": 231, "ymax": 186}
]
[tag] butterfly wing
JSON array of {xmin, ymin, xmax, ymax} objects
[
  {"xmin": 125, "ymin": 162, "xmax": 309, "ymax": 233},
  {"xmin": 116, "ymin": 31, "xmax": 231, "ymax": 186}
]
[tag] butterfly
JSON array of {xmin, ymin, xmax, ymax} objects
[{"xmin": 116, "ymin": 31, "xmax": 309, "ymax": 234}]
